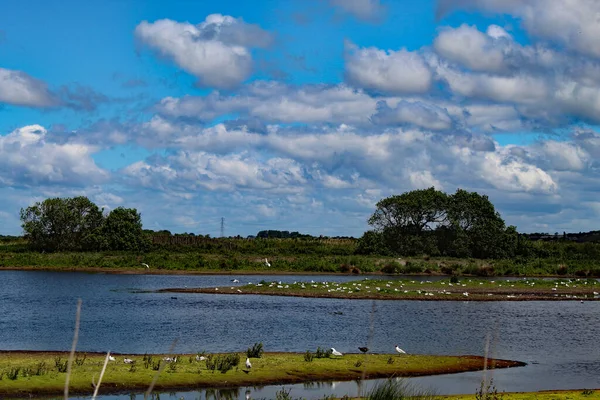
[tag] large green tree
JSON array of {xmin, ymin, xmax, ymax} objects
[
  {"xmin": 20, "ymin": 196, "xmax": 104, "ymax": 251},
  {"xmin": 364, "ymin": 188, "xmax": 520, "ymax": 259},
  {"xmin": 368, "ymin": 187, "xmax": 449, "ymax": 255},
  {"xmin": 102, "ymin": 207, "xmax": 149, "ymax": 251}
]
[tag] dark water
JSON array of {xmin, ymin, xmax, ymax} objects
[{"xmin": 1, "ymin": 271, "xmax": 599, "ymax": 399}]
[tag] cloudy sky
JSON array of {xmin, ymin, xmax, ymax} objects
[{"xmin": 1, "ymin": 0, "xmax": 600, "ymax": 237}]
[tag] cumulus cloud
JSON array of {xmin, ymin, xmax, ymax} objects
[
  {"xmin": 0, "ymin": 68, "xmax": 57, "ymax": 107},
  {"xmin": 135, "ymin": 15, "xmax": 272, "ymax": 88},
  {"xmin": 155, "ymin": 81, "xmax": 383, "ymax": 125},
  {"xmin": 0, "ymin": 125, "xmax": 108, "ymax": 187},
  {"xmin": 344, "ymin": 41, "xmax": 432, "ymax": 94},
  {"xmin": 329, "ymin": 0, "xmax": 386, "ymax": 22},
  {"xmin": 437, "ymin": 0, "xmax": 600, "ymax": 59},
  {"xmin": 370, "ymin": 100, "xmax": 454, "ymax": 130}
]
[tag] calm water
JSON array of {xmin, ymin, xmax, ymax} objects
[{"xmin": 1, "ymin": 271, "xmax": 599, "ymax": 399}]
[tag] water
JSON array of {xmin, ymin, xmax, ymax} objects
[{"xmin": 1, "ymin": 271, "xmax": 599, "ymax": 399}]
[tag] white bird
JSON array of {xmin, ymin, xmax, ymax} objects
[
  {"xmin": 330, "ymin": 348, "xmax": 343, "ymax": 356},
  {"xmin": 108, "ymin": 355, "xmax": 116, "ymax": 362},
  {"xmin": 142, "ymin": 263, "xmax": 150, "ymax": 269},
  {"xmin": 124, "ymin": 358, "xmax": 134, "ymax": 364},
  {"xmin": 246, "ymin": 358, "xmax": 252, "ymax": 369},
  {"xmin": 196, "ymin": 355, "xmax": 207, "ymax": 361},
  {"xmin": 395, "ymin": 345, "xmax": 406, "ymax": 354},
  {"xmin": 264, "ymin": 258, "xmax": 271, "ymax": 267},
  {"xmin": 231, "ymin": 279, "xmax": 240, "ymax": 283}
]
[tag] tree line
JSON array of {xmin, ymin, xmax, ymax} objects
[{"xmin": 16, "ymin": 190, "xmax": 597, "ymax": 260}]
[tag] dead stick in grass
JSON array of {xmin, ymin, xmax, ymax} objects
[
  {"xmin": 92, "ymin": 351, "xmax": 111, "ymax": 399},
  {"xmin": 64, "ymin": 298, "xmax": 82, "ymax": 400},
  {"xmin": 144, "ymin": 338, "xmax": 179, "ymax": 400}
]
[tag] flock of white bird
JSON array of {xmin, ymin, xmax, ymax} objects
[{"xmin": 109, "ymin": 345, "xmax": 407, "ymax": 366}]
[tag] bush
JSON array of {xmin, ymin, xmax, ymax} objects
[
  {"xmin": 304, "ymin": 351, "xmax": 314, "ymax": 362},
  {"xmin": 381, "ymin": 262, "xmax": 401, "ymax": 274},
  {"xmin": 246, "ymin": 342, "xmax": 264, "ymax": 358}
]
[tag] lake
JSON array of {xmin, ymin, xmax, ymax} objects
[{"xmin": 1, "ymin": 270, "xmax": 599, "ymax": 399}]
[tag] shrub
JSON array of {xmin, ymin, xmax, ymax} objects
[
  {"xmin": 304, "ymin": 351, "xmax": 314, "ymax": 362},
  {"xmin": 314, "ymin": 347, "xmax": 331, "ymax": 358},
  {"xmin": 7, "ymin": 367, "xmax": 20, "ymax": 380},
  {"xmin": 367, "ymin": 378, "xmax": 436, "ymax": 400},
  {"xmin": 247, "ymin": 342, "xmax": 264, "ymax": 358},
  {"xmin": 54, "ymin": 357, "xmax": 68, "ymax": 373},
  {"xmin": 381, "ymin": 262, "xmax": 401, "ymax": 274},
  {"xmin": 475, "ymin": 378, "xmax": 503, "ymax": 400}
]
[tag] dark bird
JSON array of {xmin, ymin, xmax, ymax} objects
[{"xmin": 358, "ymin": 347, "xmax": 369, "ymax": 353}]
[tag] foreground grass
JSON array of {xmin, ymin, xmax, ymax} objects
[
  {"xmin": 0, "ymin": 351, "xmax": 523, "ymax": 398},
  {"xmin": 164, "ymin": 277, "xmax": 600, "ymax": 301},
  {"xmin": 439, "ymin": 389, "xmax": 599, "ymax": 399}
]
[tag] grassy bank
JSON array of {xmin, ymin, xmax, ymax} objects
[
  {"xmin": 162, "ymin": 277, "xmax": 600, "ymax": 301},
  {"xmin": 2, "ymin": 250, "xmax": 600, "ymax": 278},
  {"xmin": 2, "ymin": 237, "xmax": 600, "ymax": 277},
  {"xmin": 0, "ymin": 351, "xmax": 524, "ymax": 398}
]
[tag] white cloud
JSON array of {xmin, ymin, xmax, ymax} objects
[
  {"xmin": 329, "ymin": 0, "xmax": 386, "ymax": 22},
  {"xmin": 434, "ymin": 24, "xmax": 509, "ymax": 73},
  {"xmin": 0, "ymin": 125, "xmax": 108, "ymax": 187},
  {"xmin": 0, "ymin": 68, "xmax": 56, "ymax": 107},
  {"xmin": 135, "ymin": 15, "xmax": 272, "ymax": 88},
  {"xmin": 370, "ymin": 100, "xmax": 454, "ymax": 130},
  {"xmin": 344, "ymin": 41, "xmax": 432, "ymax": 94},
  {"xmin": 156, "ymin": 81, "xmax": 384, "ymax": 125},
  {"xmin": 437, "ymin": 0, "xmax": 600, "ymax": 59}
]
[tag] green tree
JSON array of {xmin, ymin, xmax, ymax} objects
[
  {"xmin": 20, "ymin": 196, "xmax": 104, "ymax": 252},
  {"xmin": 368, "ymin": 187, "xmax": 448, "ymax": 255},
  {"xmin": 446, "ymin": 189, "xmax": 509, "ymax": 258},
  {"xmin": 102, "ymin": 207, "xmax": 149, "ymax": 251}
]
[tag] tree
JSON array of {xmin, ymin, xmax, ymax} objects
[
  {"xmin": 20, "ymin": 196, "xmax": 104, "ymax": 252},
  {"xmin": 102, "ymin": 207, "xmax": 149, "ymax": 251},
  {"xmin": 368, "ymin": 188, "xmax": 449, "ymax": 255}
]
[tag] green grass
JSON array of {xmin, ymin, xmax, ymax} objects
[
  {"xmin": 0, "ymin": 351, "xmax": 523, "ymax": 398},
  {"xmin": 168, "ymin": 277, "xmax": 600, "ymax": 301},
  {"xmin": 439, "ymin": 389, "xmax": 599, "ymax": 400}
]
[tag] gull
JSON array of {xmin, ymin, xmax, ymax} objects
[
  {"xmin": 124, "ymin": 358, "xmax": 134, "ymax": 364},
  {"xmin": 196, "ymin": 355, "xmax": 206, "ymax": 361},
  {"xmin": 246, "ymin": 357, "xmax": 252, "ymax": 369},
  {"xmin": 108, "ymin": 355, "xmax": 116, "ymax": 362},
  {"xmin": 142, "ymin": 263, "xmax": 150, "ymax": 269},
  {"xmin": 264, "ymin": 258, "xmax": 271, "ymax": 267},
  {"xmin": 231, "ymin": 279, "xmax": 240, "ymax": 283},
  {"xmin": 331, "ymin": 348, "xmax": 343, "ymax": 356},
  {"xmin": 395, "ymin": 345, "xmax": 406, "ymax": 354}
]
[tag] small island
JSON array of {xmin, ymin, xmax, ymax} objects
[
  {"xmin": 161, "ymin": 277, "xmax": 600, "ymax": 301},
  {"xmin": 0, "ymin": 350, "xmax": 524, "ymax": 398}
]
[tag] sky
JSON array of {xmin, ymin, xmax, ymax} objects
[{"xmin": 1, "ymin": 0, "xmax": 600, "ymax": 237}]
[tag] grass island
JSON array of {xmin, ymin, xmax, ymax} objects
[
  {"xmin": 160, "ymin": 276, "xmax": 600, "ymax": 301},
  {"xmin": 0, "ymin": 351, "xmax": 524, "ymax": 398}
]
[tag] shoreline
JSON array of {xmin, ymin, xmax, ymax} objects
[
  {"xmin": 0, "ymin": 265, "xmax": 597, "ymax": 279},
  {"xmin": 0, "ymin": 351, "xmax": 524, "ymax": 398}
]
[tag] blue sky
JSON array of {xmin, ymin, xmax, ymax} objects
[{"xmin": 1, "ymin": 0, "xmax": 600, "ymax": 236}]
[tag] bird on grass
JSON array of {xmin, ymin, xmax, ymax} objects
[
  {"xmin": 358, "ymin": 347, "xmax": 369, "ymax": 353},
  {"xmin": 331, "ymin": 348, "xmax": 343, "ymax": 356},
  {"xmin": 246, "ymin": 358, "xmax": 252, "ymax": 369},
  {"xmin": 395, "ymin": 345, "xmax": 406, "ymax": 354},
  {"xmin": 196, "ymin": 355, "xmax": 206, "ymax": 361},
  {"xmin": 124, "ymin": 358, "xmax": 134, "ymax": 364},
  {"xmin": 264, "ymin": 258, "xmax": 271, "ymax": 267},
  {"xmin": 108, "ymin": 355, "xmax": 116, "ymax": 361},
  {"xmin": 142, "ymin": 263, "xmax": 150, "ymax": 269}
]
